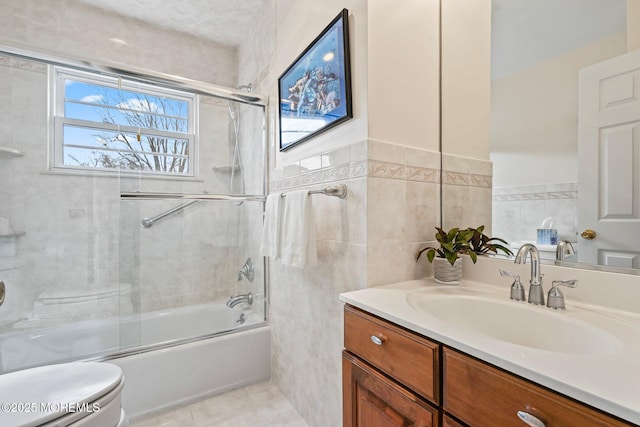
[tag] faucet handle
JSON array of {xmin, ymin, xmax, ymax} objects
[
  {"xmin": 552, "ymin": 279, "xmax": 577, "ymax": 288},
  {"xmin": 499, "ymin": 269, "xmax": 519, "ymax": 280},
  {"xmin": 499, "ymin": 269, "xmax": 526, "ymax": 301},
  {"xmin": 547, "ymin": 279, "xmax": 578, "ymax": 310}
]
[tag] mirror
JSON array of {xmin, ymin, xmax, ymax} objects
[{"xmin": 442, "ymin": 0, "xmax": 640, "ymax": 273}]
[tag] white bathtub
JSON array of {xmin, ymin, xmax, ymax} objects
[{"xmin": 0, "ymin": 303, "xmax": 271, "ymax": 418}]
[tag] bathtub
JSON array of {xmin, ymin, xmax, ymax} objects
[
  {"xmin": 111, "ymin": 309, "xmax": 270, "ymax": 419},
  {"xmin": 0, "ymin": 303, "xmax": 270, "ymax": 418}
]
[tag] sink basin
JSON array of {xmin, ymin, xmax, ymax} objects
[{"xmin": 407, "ymin": 293, "xmax": 624, "ymax": 355}]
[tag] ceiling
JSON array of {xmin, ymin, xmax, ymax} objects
[
  {"xmin": 492, "ymin": 0, "xmax": 627, "ymax": 79},
  {"xmin": 77, "ymin": 0, "xmax": 268, "ymax": 47}
]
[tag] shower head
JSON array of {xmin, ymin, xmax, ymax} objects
[{"xmin": 237, "ymin": 83, "xmax": 252, "ymax": 92}]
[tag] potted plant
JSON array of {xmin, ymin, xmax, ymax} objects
[
  {"xmin": 416, "ymin": 226, "xmax": 513, "ymax": 284},
  {"xmin": 467, "ymin": 225, "xmax": 513, "ymax": 260}
]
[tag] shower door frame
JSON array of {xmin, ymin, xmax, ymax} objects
[{"xmin": 0, "ymin": 38, "xmax": 271, "ymax": 362}]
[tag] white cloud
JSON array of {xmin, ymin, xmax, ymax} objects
[
  {"xmin": 118, "ymin": 98, "xmax": 159, "ymax": 113},
  {"xmin": 80, "ymin": 94, "xmax": 104, "ymax": 103}
]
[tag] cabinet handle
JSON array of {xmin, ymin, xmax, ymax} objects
[
  {"xmin": 370, "ymin": 334, "xmax": 386, "ymax": 345},
  {"xmin": 517, "ymin": 411, "xmax": 546, "ymax": 427}
]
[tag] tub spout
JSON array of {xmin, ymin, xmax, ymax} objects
[{"xmin": 226, "ymin": 292, "xmax": 253, "ymax": 308}]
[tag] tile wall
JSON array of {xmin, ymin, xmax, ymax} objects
[
  {"xmin": 442, "ymin": 153, "xmax": 493, "ymax": 234},
  {"xmin": 269, "ymin": 139, "xmax": 440, "ymax": 427},
  {"xmin": 492, "ymin": 182, "xmax": 578, "ymax": 244},
  {"xmin": 0, "ymin": 1, "xmax": 271, "ymax": 330}
]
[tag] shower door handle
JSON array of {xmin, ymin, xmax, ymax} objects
[{"xmin": 0, "ymin": 280, "xmax": 5, "ymax": 306}]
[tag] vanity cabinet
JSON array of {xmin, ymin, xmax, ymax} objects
[
  {"xmin": 443, "ymin": 348, "xmax": 630, "ymax": 427},
  {"xmin": 343, "ymin": 304, "xmax": 633, "ymax": 427},
  {"xmin": 343, "ymin": 304, "xmax": 440, "ymax": 426}
]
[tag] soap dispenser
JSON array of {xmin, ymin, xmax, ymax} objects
[{"xmin": 499, "ymin": 269, "xmax": 526, "ymax": 301}]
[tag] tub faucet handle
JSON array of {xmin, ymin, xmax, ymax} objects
[
  {"xmin": 499, "ymin": 269, "xmax": 525, "ymax": 301},
  {"xmin": 237, "ymin": 258, "xmax": 254, "ymax": 282}
]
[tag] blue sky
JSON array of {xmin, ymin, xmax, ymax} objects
[{"xmin": 62, "ymin": 79, "xmax": 189, "ymax": 169}]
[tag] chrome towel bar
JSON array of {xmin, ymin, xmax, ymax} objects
[
  {"xmin": 120, "ymin": 192, "xmax": 266, "ymax": 202},
  {"xmin": 121, "ymin": 184, "xmax": 347, "ymax": 228},
  {"xmin": 121, "ymin": 192, "xmax": 267, "ymax": 228},
  {"xmin": 280, "ymin": 184, "xmax": 347, "ymax": 199}
]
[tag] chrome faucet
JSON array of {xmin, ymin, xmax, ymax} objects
[
  {"xmin": 514, "ymin": 243, "xmax": 544, "ymax": 305},
  {"xmin": 555, "ymin": 240, "xmax": 575, "ymax": 262},
  {"xmin": 237, "ymin": 257, "xmax": 254, "ymax": 282},
  {"xmin": 226, "ymin": 292, "xmax": 253, "ymax": 308}
]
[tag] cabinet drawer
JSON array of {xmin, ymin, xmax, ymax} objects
[
  {"xmin": 344, "ymin": 304, "xmax": 440, "ymax": 404},
  {"xmin": 443, "ymin": 348, "xmax": 630, "ymax": 427}
]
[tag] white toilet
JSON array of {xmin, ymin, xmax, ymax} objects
[{"xmin": 0, "ymin": 362, "xmax": 129, "ymax": 427}]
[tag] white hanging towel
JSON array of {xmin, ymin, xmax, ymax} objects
[
  {"xmin": 260, "ymin": 192, "xmax": 283, "ymax": 259},
  {"xmin": 280, "ymin": 189, "xmax": 318, "ymax": 268}
]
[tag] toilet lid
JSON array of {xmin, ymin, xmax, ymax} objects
[{"xmin": 0, "ymin": 362, "xmax": 123, "ymax": 427}]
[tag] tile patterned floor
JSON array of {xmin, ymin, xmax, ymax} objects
[{"xmin": 130, "ymin": 381, "xmax": 308, "ymax": 427}]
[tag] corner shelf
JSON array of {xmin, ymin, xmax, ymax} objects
[
  {"xmin": 0, "ymin": 231, "xmax": 25, "ymax": 239},
  {"xmin": 0, "ymin": 147, "xmax": 24, "ymax": 159}
]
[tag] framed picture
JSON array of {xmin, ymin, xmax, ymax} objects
[{"xmin": 278, "ymin": 9, "xmax": 352, "ymax": 151}]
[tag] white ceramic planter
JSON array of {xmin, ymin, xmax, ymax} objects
[{"xmin": 433, "ymin": 257, "xmax": 462, "ymax": 285}]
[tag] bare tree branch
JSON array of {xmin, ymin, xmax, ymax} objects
[{"xmin": 69, "ymin": 85, "xmax": 190, "ymax": 173}]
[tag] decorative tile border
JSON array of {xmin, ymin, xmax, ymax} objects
[
  {"xmin": 367, "ymin": 160, "xmax": 439, "ymax": 183},
  {"xmin": 349, "ymin": 160, "xmax": 368, "ymax": 178},
  {"xmin": 493, "ymin": 190, "xmax": 577, "ymax": 202},
  {"xmin": 271, "ymin": 163, "xmax": 353, "ymax": 191},
  {"xmin": 368, "ymin": 160, "xmax": 407, "ymax": 180},
  {"xmin": 407, "ymin": 166, "xmax": 439, "ymax": 183},
  {"xmin": 271, "ymin": 159, "xmax": 439, "ymax": 191},
  {"xmin": 443, "ymin": 171, "xmax": 492, "ymax": 188}
]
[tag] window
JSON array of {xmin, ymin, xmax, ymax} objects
[{"xmin": 51, "ymin": 67, "xmax": 197, "ymax": 177}]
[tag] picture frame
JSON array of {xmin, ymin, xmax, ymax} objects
[{"xmin": 278, "ymin": 9, "xmax": 352, "ymax": 151}]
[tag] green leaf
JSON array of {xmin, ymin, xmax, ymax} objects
[
  {"xmin": 445, "ymin": 252, "xmax": 458, "ymax": 265},
  {"xmin": 442, "ymin": 242, "xmax": 454, "ymax": 253},
  {"xmin": 416, "ymin": 225, "xmax": 512, "ymax": 265}
]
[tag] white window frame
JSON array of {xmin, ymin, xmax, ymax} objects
[{"xmin": 50, "ymin": 66, "xmax": 198, "ymax": 178}]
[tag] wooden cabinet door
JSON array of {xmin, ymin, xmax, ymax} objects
[
  {"xmin": 343, "ymin": 351, "xmax": 439, "ymax": 427},
  {"xmin": 442, "ymin": 415, "xmax": 466, "ymax": 427}
]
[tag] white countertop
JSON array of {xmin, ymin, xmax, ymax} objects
[{"xmin": 339, "ymin": 279, "xmax": 640, "ymax": 425}]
